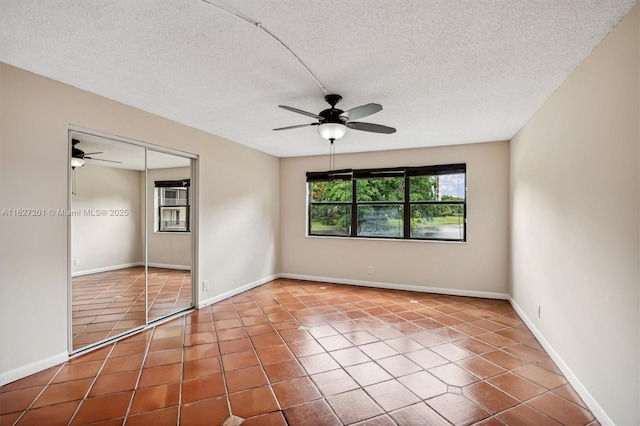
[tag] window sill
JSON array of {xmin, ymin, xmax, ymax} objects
[
  {"xmin": 154, "ymin": 231, "xmax": 191, "ymax": 235},
  {"xmin": 305, "ymin": 234, "xmax": 466, "ymax": 244}
]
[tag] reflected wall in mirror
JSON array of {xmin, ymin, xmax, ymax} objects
[
  {"xmin": 146, "ymin": 150, "xmax": 193, "ymax": 322},
  {"xmin": 70, "ymin": 133, "xmax": 146, "ymax": 350},
  {"xmin": 69, "ymin": 132, "xmax": 195, "ymax": 352}
]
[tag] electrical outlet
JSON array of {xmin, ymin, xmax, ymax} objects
[
  {"xmin": 537, "ymin": 304, "xmax": 541, "ymax": 318},
  {"xmin": 202, "ymin": 280, "xmax": 209, "ymax": 292},
  {"xmin": 73, "ymin": 259, "xmax": 79, "ymax": 266},
  {"xmin": 368, "ymin": 266, "xmax": 374, "ymax": 274}
]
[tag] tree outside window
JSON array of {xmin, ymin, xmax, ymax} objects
[{"xmin": 307, "ymin": 165, "xmax": 465, "ymax": 241}]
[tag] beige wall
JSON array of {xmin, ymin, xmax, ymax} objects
[
  {"xmin": 147, "ymin": 166, "xmax": 191, "ymax": 268},
  {"xmin": 0, "ymin": 63, "xmax": 280, "ymax": 380},
  {"xmin": 71, "ymin": 164, "xmax": 144, "ymax": 274},
  {"xmin": 280, "ymin": 141, "xmax": 509, "ymax": 297},
  {"xmin": 72, "ymin": 164, "xmax": 193, "ymax": 274},
  {"xmin": 510, "ymin": 5, "xmax": 639, "ymax": 425}
]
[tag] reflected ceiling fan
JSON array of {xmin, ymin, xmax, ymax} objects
[
  {"xmin": 274, "ymin": 94, "xmax": 396, "ymax": 143},
  {"xmin": 71, "ymin": 139, "xmax": 122, "ymax": 168}
]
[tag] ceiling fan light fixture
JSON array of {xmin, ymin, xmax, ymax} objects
[
  {"xmin": 318, "ymin": 122, "xmax": 347, "ymax": 141},
  {"xmin": 71, "ymin": 157, "xmax": 85, "ymax": 168}
]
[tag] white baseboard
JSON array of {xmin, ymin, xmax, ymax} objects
[
  {"xmin": 71, "ymin": 262, "xmax": 143, "ymax": 277},
  {"xmin": 147, "ymin": 263, "xmax": 191, "ymax": 271},
  {"xmin": 509, "ymin": 298, "xmax": 613, "ymax": 426},
  {"xmin": 198, "ymin": 274, "xmax": 279, "ymax": 309},
  {"xmin": 0, "ymin": 351, "xmax": 68, "ymax": 387},
  {"xmin": 278, "ymin": 273, "xmax": 509, "ymax": 300},
  {"xmin": 72, "ymin": 262, "xmax": 191, "ymax": 277}
]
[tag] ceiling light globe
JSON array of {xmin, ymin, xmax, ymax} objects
[
  {"xmin": 71, "ymin": 157, "xmax": 85, "ymax": 168},
  {"xmin": 318, "ymin": 122, "xmax": 347, "ymax": 141}
]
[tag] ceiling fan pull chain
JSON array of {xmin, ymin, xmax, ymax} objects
[
  {"xmin": 329, "ymin": 138, "xmax": 336, "ymax": 172},
  {"xmin": 72, "ymin": 168, "xmax": 77, "ymax": 196}
]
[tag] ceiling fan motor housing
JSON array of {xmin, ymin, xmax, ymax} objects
[
  {"xmin": 72, "ymin": 147, "xmax": 85, "ymax": 159},
  {"xmin": 319, "ymin": 108, "xmax": 346, "ymax": 124},
  {"xmin": 320, "ymin": 94, "xmax": 346, "ymax": 124}
]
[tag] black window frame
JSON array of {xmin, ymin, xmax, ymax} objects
[
  {"xmin": 307, "ymin": 164, "xmax": 466, "ymax": 242},
  {"xmin": 155, "ymin": 179, "xmax": 191, "ymax": 233}
]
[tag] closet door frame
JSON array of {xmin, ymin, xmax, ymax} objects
[{"xmin": 67, "ymin": 126, "xmax": 198, "ymax": 355}]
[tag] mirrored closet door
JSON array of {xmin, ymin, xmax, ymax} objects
[
  {"xmin": 146, "ymin": 150, "xmax": 193, "ymax": 322},
  {"xmin": 69, "ymin": 131, "xmax": 195, "ymax": 352}
]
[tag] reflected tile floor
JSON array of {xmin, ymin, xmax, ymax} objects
[
  {"xmin": 1, "ymin": 279, "xmax": 598, "ymax": 425},
  {"xmin": 72, "ymin": 267, "xmax": 192, "ymax": 350}
]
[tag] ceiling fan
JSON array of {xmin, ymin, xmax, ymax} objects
[
  {"xmin": 71, "ymin": 139, "xmax": 122, "ymax": 168},
  {"xmin": 274, "ymin": 94, "xmax": 396, "ymax": 142}
]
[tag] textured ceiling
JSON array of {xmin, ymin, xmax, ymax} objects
[{"xmin": 1, "ymin": 1, "xmax": 636, "ymax": 157}]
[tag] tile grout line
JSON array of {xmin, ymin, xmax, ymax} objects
[
  {"xmin": 248, "ymin": 289, "xmax": 286, "ymax": 417},
  {"xmin": 267, "ymin": 281, "xmax": 343, "ymax": 423},
  {"xmin": 66, "ymin": 342, "xmax": 118, "ymax": 425},
  {"xmin": 73, "ymin": 268, "xmax": 190, "ymax": 350},
  {"xmin": 216, "ymin": 301, "xmax": 238, "ymax": 419},
  {"xmin": 7, "ymin": 363, "xmax": 67, "ymax": 426},
  {"xmin": 120, "ymin": 325, "xmax": 156, "ymax": 424},
  {"xmin": 268, "ymin": 281, "xmax": 384, "ymax": 424},
  {"xmin": 72, "ymin": 268, "xmax": 143, "ymax": 350},
  {"xmin": 175, "ymin": 313, "xmax": 186, "ymax": 426},
  {"xmin": 226, "ymin": 286, "xmax": 290, "ymax": 419}
]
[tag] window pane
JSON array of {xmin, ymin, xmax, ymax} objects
[
  {"xmin": 310, "ymin": 204, "xmax": 351, "ymax": 236},
  {"xmin": 310, "ymin": 181, "xmax": 352, "ymax": 202},
  {"xmin": 357, "ymin": 177, "xmax": 404, "ymax": 202},
  {"xmin": 410, "ymin": 173, "xmax": 465, "ymax": 201},
  {"xmin": 357, "ymin": 205, "xmax": 403, "ymax": 238},
  {"xmin": 160, "ymin": 206, "xmax": 188, "ymax": 231},
  {"xmin": 161, "ymin": 187, "xmax": 188, "ymax": 206},
  {"xmin": 410, "ymin": 204, "xmax": 464, "ymax": 240},
  {"xmin": 410, "ymin": 176, "xmax": 437, "ymax": 201}
]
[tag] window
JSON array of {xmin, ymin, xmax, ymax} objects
[
  {"xmin": 155, "ymin": 179, "xmax": 190, "ymax": 232},
  {"xmin": 307, "ymin": 164, "xmax": 465, "ymax": 241},
  {"xmin": 308, "ymin": 174, "xmax": 352, "ymax": 236}
]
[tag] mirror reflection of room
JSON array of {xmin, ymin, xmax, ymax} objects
[
  {"xmin": 70, "ymin": 133, "xmax": 193, "ymax": 351},
  {"xmin": 146, "ymin": 150, "xmax": 192, "ymax": 322},
  {"xmin": 70, "ymin": 135, "xmax": 146, "ymax": 350}
]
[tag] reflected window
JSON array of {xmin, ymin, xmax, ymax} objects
[{"xmin": 155, "ymin": 180, "xmax": 190, "ymax": 232}]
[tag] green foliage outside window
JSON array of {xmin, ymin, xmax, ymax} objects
[
  {"xmin": 310, "ymin": 181, "xmax": 351, "ymax": 234},
  {"xmin": 357, "ymin": 178, "xmax": 404, "ymax": 202},
  {"xmin": 409, "ymin": 175, "xmax": 438, "ymax": 201},
  {"xmin": 308, "ymin": 168, "xmax": 465, "ymax": 240},
  {"xmin": 311, "ymin": 180, "xmax": 352, "ymax": 202}
]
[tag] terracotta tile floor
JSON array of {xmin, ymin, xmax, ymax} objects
[
  {"xmin": 72, "ymin": 267, "xmax": 192, "ymax": 350},
  {"xmin": 1, "ymin": 279, "xmax": 598, "ymax": 425}
]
